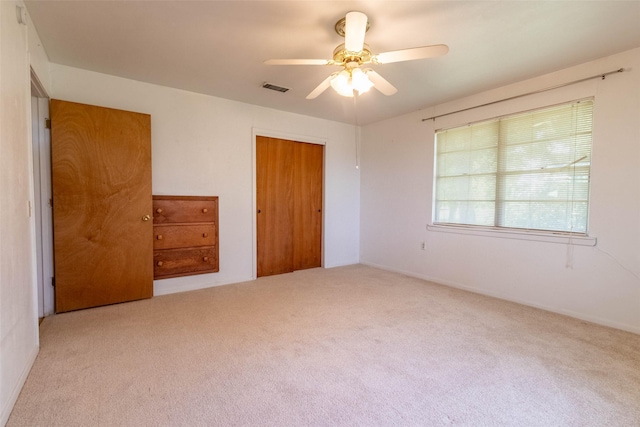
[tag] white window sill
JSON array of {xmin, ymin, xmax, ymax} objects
[{"xmin": 427, "ymin": 224, "xmax": 597, "ymax": 246}]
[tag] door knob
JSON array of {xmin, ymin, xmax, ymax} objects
[{"xmin": 142, "ymin": 215, "xmax": 151, "ymax": 221}]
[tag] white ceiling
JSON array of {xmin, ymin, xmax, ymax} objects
[{"xmin": 25, "ymin": 1, "xmax": 640, "ymax": 125}]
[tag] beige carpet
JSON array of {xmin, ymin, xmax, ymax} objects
[{"xmin": 8, "ymin": 265, "xmax": 640, "ymax": 426}]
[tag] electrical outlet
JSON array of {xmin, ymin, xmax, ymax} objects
[{"xmin": 420, "ymin": 241, "xmax": 426, "ymax": 250}]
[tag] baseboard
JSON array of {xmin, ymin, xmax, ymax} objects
[
  {"xmin": 154, "ymin": 261, "xmax": 366, "ymax": 296},
  {"xmin": 1, "ymin": 344, "xmax": 39, "ymax": 426},
  {"xmin": 153, "ymin": 275, "xmax": 254, "ymax": 296},
  {"xmin": 324, "ymin": 260, "xmax": 360, "ymax": 269},
  {"xmin": 360, "ymin": 261, "xmax": 640, "ymax": 336}
]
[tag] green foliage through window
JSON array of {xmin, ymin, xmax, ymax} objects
[{"xmin": 434, "ymin": 100, "xmax": 593, "ymax": 234}]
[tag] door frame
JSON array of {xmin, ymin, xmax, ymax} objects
[
  {"xmin": 30, "ymin": 68, "xmax": 54, "ymax": 317},
  {"xmin": 251, "ymin": 128, "xmax": 326, "ymax": 279}
]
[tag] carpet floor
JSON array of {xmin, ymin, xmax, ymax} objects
[{"xmin": 7, "ymin": 264, "xmax": 640, "ymax": 426}]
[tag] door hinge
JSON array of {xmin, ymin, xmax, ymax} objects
[
  {"xmin": 45, "ymin": 118, "xmax": 51, "ymax": 129},
  {"xmin": 51, "ymin": 277, "xmax": 55, "ymax": 287}
]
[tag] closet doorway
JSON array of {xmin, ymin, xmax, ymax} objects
[{"xmin": 256, "ymin": 136, "xmax": 323, "ymax": 277}]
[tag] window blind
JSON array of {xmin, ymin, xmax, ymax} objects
[{"xmin": 434, "ymin": 99, "xmax": 593, "ymax": 234}]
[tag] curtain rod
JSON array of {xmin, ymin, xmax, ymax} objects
[{"xmin": 421, "ymin": 68, "xmax": 625, "ymax": 122}]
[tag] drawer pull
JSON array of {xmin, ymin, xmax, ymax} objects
[
  {"xmin": 156, "ymin": 261, "xmax": 164, "ymax": 267},
  {"xmin": 203, "ymin": 232, "xmax": 208, "ymax": 238},
  {"xmin": 203, "ymin": 256, "xmax": 209, "ymax": 262},
  {"xmin": 156, "ymin": 234, "xmax": 163, "ymax": 240},
  {"xmin": 202, "ymin": 208, "xmax": 208, "ymax": 213},
  {"xmin": 156, "ymin": 208, "xmax": 163, "ymax": 214}
]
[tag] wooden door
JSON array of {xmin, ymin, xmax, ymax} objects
[
  {"xmin": 256, "ymin": 137, "xmax": 294, "ymax": 277},
  {"xmin": 293, "ymin": 142, "xmax": 323, "ymax": 270},
  {"xmin": 256, "ymin": 136, "xmax": 323, "ymax": 277},
  {"xmin": 51, "ymin": 100, "xmax": 153, "ymax": 312}
]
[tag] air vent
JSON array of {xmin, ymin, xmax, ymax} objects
[{"xmin": 262, "ymin": 82, "xmax": 290, "ymax": 93}]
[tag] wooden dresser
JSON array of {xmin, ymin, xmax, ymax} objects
[{"xmin": 152, "ymin": 196, "xmax": 219, "ymax": 279}]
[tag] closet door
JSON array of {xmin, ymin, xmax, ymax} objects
[
  {"xmin": 292, "ymin": 142, "xmax": 323, "ymax": 270},
  {"xmin": 256, "ymin": 137, "xmax": 323, "ymax": 277},
  {"xmin": 256, "ymin": 137, "xmax": 294, "ymax": 277},
  {"xmin": 51, "ymin": 100, "xmax": 153, "ymax": 312}
]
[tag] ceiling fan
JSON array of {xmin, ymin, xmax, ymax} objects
[{"xmin": 265, "ymin": 11, "xmax": 449, "ymax": 99}]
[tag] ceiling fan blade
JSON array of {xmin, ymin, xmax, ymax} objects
[
  {"xmin": 264, "ymin": 59, "xmax": 332, "ymax": 66},
  {"xmin": 345, "ymin": 11, "xmax": 368, "ymax": 52},
  {"xmin": 374, "ymin": 44, "xmax": 449, "ymax": 64},
  {"xmin": 306, "ymin": 74, "xmax": 336, "ymax": 99},
  {"xmin": 364, "ymin": 69, "xmax": 397, "ymax": 96}
]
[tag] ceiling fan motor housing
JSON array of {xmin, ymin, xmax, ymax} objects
[{"xmin": 333, "ymin": 43, "xmax": 372, "ymax": 67}]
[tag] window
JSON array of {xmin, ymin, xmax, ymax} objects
[{"xmin": 434, "ymin": 99, "xmax": 593, "ymax": 235}]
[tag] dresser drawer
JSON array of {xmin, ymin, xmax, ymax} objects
[
  {"xmin": 152, "ymin": 195, "xmax": 219, "ymax": 280},
  {"xmin": 154, "ymin": 247, "xmax": 218, "ymax": 278},
  {"xmin": 154, "ymin": 224, "xmax": 215, "ymax": 250},
  {"xmin": 153, "ymin": 196, "xmax": 217, "ymax": 224}
]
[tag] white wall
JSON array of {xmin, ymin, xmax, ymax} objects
[
  {"xmin": 26, "ymin": 10, "xmax": 51, "ymax": 96},
  {"xmin": 361, "ymin": 47, "xmax": 640, "ymax": 334},
  {"xmin": 49, "ymin": 64, "xmax": 361, "ymax": 296},
  {"xmin": 0, "ymin": 1, "xmax": 47, "ymax": 424}
]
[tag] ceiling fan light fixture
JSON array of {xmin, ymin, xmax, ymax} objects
[
  {"xmin": 351, "ymin": 68, "xmax": 374, "ymax": 94},
  {"xmin": 329, "ymin": 67, "xmax": 374, "ymax": 97},
  {"xmin": 330, "ymin": 70, "xmax": 354, "ymax": 97}
]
